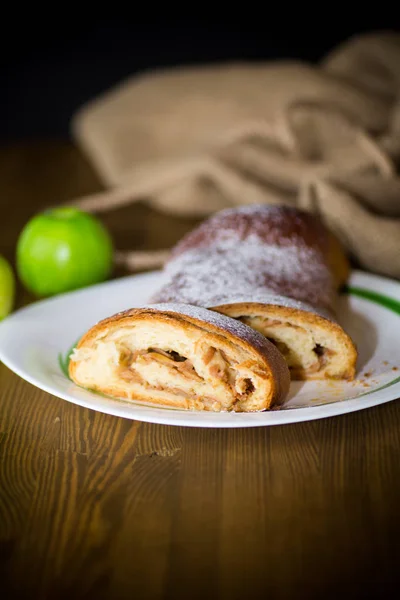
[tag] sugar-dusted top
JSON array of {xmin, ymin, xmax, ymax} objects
[
  {"xmin": 169, "ymin": 204, "xmax": 330, "ymax": 260},
  {"xmin": 152, "ymin": 204, "xmax": 335, "ymax": 314}
]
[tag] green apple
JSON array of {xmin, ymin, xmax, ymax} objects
[
  {"xmin": 16, "ymin": 207, "xmax": 114, "ymax": 297},
  {"xmin": 0, "ymin": 254, "xmax": 15, "ymax": 319}
]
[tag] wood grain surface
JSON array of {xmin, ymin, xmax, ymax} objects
[{"xmin": 1, "ymin": 141, "xmax": 400, "ymax": 599}]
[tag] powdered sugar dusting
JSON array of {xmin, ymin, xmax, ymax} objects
[
  {"xmin": 153, "ymin": 241, "xmax": 334, "ymax": 316},
  {"xmin": 169, "ymin": 204, "xmax": 330, "ymax": 260},
  {"xmin": 152, "ymin": 204, "xmax": 336, "ymax": 319}
]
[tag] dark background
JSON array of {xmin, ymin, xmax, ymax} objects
[{"xmin": 1, "ymin": 14, "xmax": 399, "ymax": 141}]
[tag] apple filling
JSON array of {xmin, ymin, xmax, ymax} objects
[
  {"xmin": 237, "ymin": 316, "xmax": 337, "ymax": 378},
  {"xmin": 117, "ymin": 345, "xmax": 260, "ymax": 411}
]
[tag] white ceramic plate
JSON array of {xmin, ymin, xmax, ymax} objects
[{"xmin": 0, "ymin": 269, "xmax": 399, "ymax": 428}]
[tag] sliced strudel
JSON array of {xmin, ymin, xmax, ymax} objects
[
  {"xmin": 152, "ymin": 205, "xmax": 358, "ymax": 380},
  {"xmin": 69, "ymin": 303, "xmax": 290, "ymax": 412}
]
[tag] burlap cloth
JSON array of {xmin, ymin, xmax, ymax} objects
[{"xmin": 69, "ymin": 31, "xmax": 400, "ymax": 279}]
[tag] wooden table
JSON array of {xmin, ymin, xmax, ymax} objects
[{"xmin": 1, "ymin": 141, "xmax": 400, "ymax": 599}]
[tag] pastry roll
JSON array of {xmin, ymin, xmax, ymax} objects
[
  {"xmin": 69, "ymin": 303, "xmax": 290, "ymax": 412},
  {"xmin": 153, "ymin": 205, "xmax": 357, "ymax": 381}
]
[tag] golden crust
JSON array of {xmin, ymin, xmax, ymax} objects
[
  {"xmin": 69, "ymin": 305, "xmax": 291, "ymax": 412},
  {"xmin": 77, "ymin": 384, "xmax": 191, "ymax": 410}
]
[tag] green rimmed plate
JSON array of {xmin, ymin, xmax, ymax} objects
[{"xmin": 0, "ymin": 269, "xmax": 399, "ymax": 427}]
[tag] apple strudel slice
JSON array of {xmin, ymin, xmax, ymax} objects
[{"xmin": 69, "ymin": 303, "xmax": 290, "ymax": 412}]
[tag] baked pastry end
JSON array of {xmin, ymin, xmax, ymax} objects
[{"xmin": 69, "ymin": 304, "xmax": 290, "ymax": 412}]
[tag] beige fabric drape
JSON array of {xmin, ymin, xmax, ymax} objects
[{"xmin": 69, "ymin": 31, "xmax": 400, "ymax": 279}]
